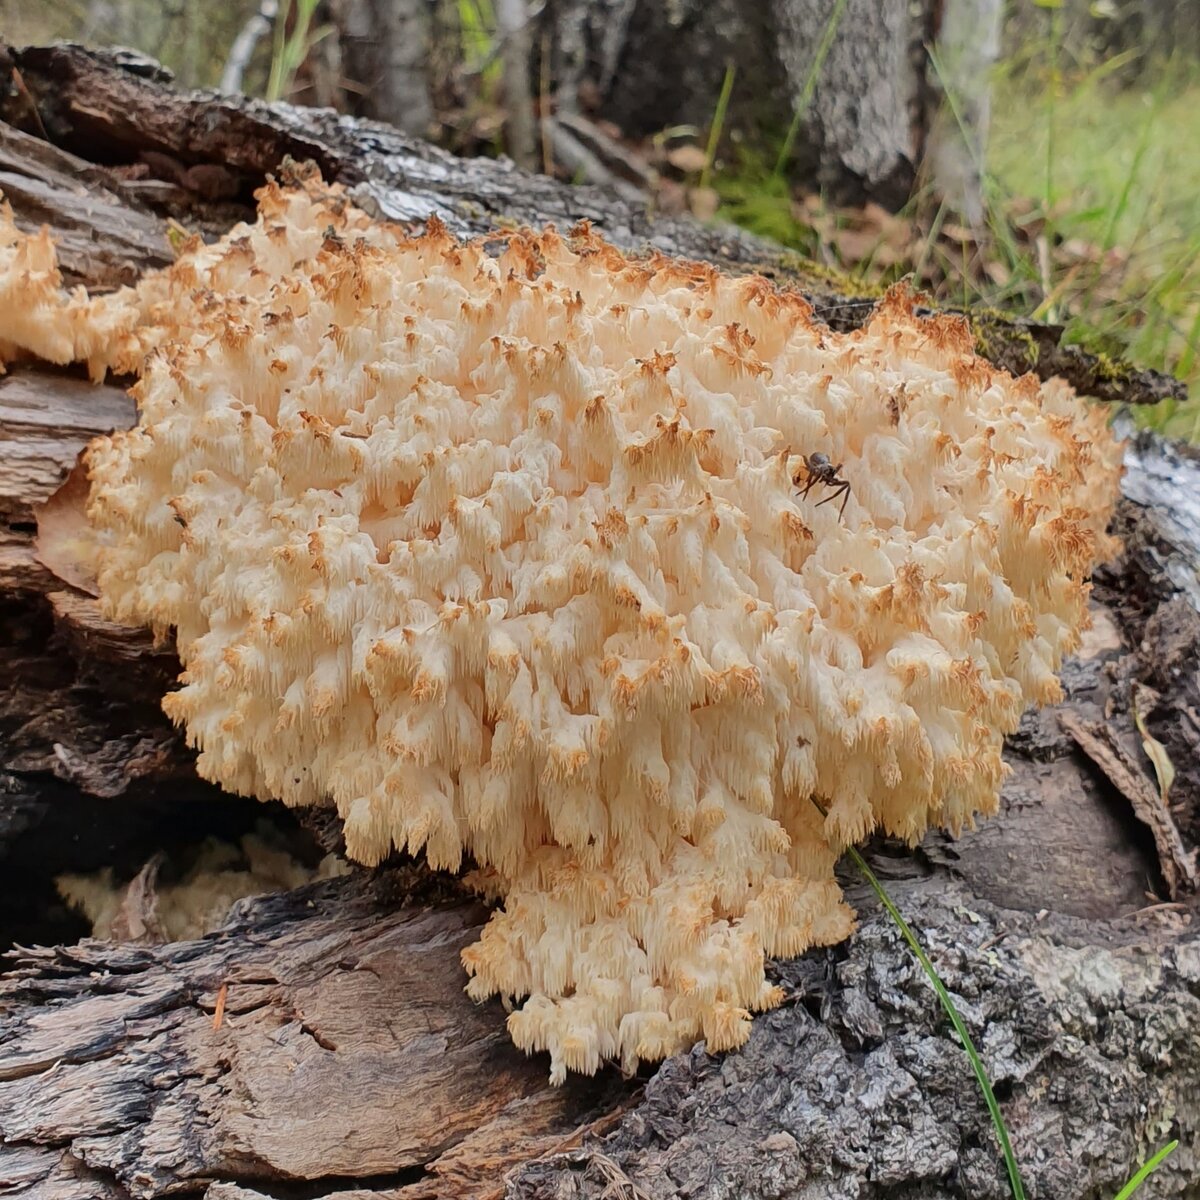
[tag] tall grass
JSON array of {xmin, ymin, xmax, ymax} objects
[
  {"xmin": 986, "ymin": 60, "xmax": 1200, "ymax": 437},
  {"xmin": 699, "ymin": 66, "xmax": 737, "ymax": 195},
  {"xmin": 265, "ymin": 0, "xmax": 331, "ymax": 102}
]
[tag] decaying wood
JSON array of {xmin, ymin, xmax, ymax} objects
[
  {"xmin": 0, "ymin": 874, "xmax": 627, "ymax": 1200},
  {"xmin": 0, "ymin": 124, "xmax": 171, "ymax": 289},
  {"xmin": 1059, "ymin": 711, "xmax": 1198, "ymax": 899},
  {"xmin": 0, "ymin": 41, "xmax": 1197, "ymax": 1200}
]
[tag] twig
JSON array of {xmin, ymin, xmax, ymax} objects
[
  {"xmin": 9, "ymin": 67, "xmax": 49, "ymax": 141},
  {"xmin": 541, "ymin": 118, "xmax": 645, "ymax": 204},
  {"xmin": 554, "ymin": 111, "xmax": 656, "ymax": 189}
]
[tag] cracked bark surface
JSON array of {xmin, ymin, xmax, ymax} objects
[{"xmin": 0, "ymin": 42, "xmax": 1197, "ymax": 1200}]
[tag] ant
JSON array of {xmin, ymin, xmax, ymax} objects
[{"xmin": 793, "ymin": 452, "xmax": 852, "ymax": 521}]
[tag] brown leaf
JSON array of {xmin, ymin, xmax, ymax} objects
[
  {"xmin": 983, "ymin": 259, "xmax": 1012, "ymax": 287},
  {"xmin": 831, "ymin": 226, "xmax": 884, "ymax": 263},
  {"xmin": 109, "ymin": 853, "xmax": 167, "ymax": 944},
  {"xmin": 941, "ymin": 222, "xmax": 981, "ymax": 246},
  {"xmin": 34, "ymin": 457, "xmax": 100, "ymax": 596}
]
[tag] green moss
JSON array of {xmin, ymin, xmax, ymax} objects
[
  {"xmin": 777, "ymin": 254, "xmax": 886, "ymax": 298},
  {"xmin": 969, "ymin": 309, "xmax": 1041, "ymax": 373},
  {"xmin": 1088, "ymin": 350, "xmax": 1141, "ymax": 384}
]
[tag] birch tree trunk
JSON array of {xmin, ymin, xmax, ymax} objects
[
  {"xmin": 542, "ymin": 0, "xmax": 938, "ymax": 209},
  {"xmin": 331, "ymin": 0, "xmax": 434, "ymax": 136},
  {"xmin": 925, "ymin": 0, "xmax": 1005, "ymax": 226}
]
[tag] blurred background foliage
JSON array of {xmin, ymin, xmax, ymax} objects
[{"xmin": 2, "ymin": 0, "xmax": 1197, "ymax": 436}]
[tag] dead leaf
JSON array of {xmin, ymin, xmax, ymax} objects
[
  {"xmin": 109, "ymin": 853, "xmax": 167, "ymax": 944},
  {"xmin": 213, "ymin": 982, "xmax": 228, "ymax": 1030},
  {"xmin": 1060, "ymin": 712, "xmax": 1197, "ymax": 899},
  {"xmin": 1133, "ymin": 684, "xmax": 1176, "ymax": 806},
  {"xmin": 34, "ymin": 458, "xmax": 100, "ymax": 596},
  {"xmin": 665, "ymin": 145, "xmax": 708, "ymax": 174}
]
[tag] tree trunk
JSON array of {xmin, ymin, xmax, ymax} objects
[
  {"xmin": 924, "ymin": 0, "xmax": 1005, "ymax": 227},
  {"xmin": 331, "ymin": 0, "xmax": 435, "ymax": 136},
  {"xmin": 496, "ymin": 0, "xmax": 538, "ymax": 170},
  {"xmin": 0, "ymin": 42, "xmax": 1197, "ymax": 1200},
  {"xmin": 542, "ymin": 0, "xmax": 938, "ymax": 210}
]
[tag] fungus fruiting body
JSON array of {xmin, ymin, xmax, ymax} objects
[{"xmin": 6, "ymin": 175, "xmax": 1123, "ymax": 1083}]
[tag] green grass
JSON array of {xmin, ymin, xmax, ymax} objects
[
  {"xmin": 986, "ymin": 67, "xmax": 1200, "ymax": 438},
  {"xmin": 712, "ymin": 61, "xmax": 1200, "ymax": 441},
  {"xmin": 699, "ymin": 66, "xmax": 737, "ymax": 194},
  {"xmin": 849, "ymin": 845, "xmax": 1180, "ymax": 1200}
]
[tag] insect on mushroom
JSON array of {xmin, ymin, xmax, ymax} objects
[{"xmin": 794, "ymin": 452, "xmax": 852, "ymax": 521}]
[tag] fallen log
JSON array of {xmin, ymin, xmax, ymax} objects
[{"xmin": 0, "ymin": 42, "xmax": 1196, "ymax": 1200}]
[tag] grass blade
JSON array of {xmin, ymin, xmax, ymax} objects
[
  {"xmin": 699, "ymin": 65, "xmax": 736, "ymax": 194},
  {"xmin": 847, "ymin": 845, "xmax": 1027, "ymax": 1200},
  {"xmin": 774, "ymin": 0, "xmax": 849, "ymax": 178},
  {"xmin": 1112, "ymin": 1141, "xmax": 1178, "ymax": 1200}
]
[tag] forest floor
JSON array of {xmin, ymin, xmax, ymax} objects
[{"xmin": 716, "ymin": 63, "xmax": 1200, "ymax": 440}]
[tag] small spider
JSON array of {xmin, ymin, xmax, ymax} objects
[{"xmin": 794, "ymin": 452, "xmax": 852, "ymax": 521}]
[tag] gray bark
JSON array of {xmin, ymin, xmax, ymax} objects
[
  {"xmin": 541, "ymin": 0, "xmax": 936, "ymax": 209},
  {"xmin": 925, "ymin": 0, "xmax": 1004, "ymax": 226},
  {"xmin": 333, "ymin": 0, "xmax": 434, "ymax": 136},
  {"xmin": 0, "ymin": 41, "xmax": 1196, "ymax": 1200},
  {"xmin": 773, "ymin": 0, "xmax": 932, "ymax": 208}
]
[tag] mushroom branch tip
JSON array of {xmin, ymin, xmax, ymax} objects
[{"xmin": 4, "ymin": 169, "xmax": 1123, "ymax": 1083}]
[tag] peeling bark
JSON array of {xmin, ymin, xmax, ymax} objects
[{"xmin": 0, "ymin": 875, "xmax": 628, "ymax": 1200}]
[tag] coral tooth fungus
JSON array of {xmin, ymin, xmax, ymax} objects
[{"xmin": 1, "ymin": 170, "xmax": 1122, "ymax": 1083}]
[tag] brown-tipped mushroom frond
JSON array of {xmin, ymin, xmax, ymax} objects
[{"xmin": 4, "ymin": 173, "xmax": 1124, "ymax": 1085}]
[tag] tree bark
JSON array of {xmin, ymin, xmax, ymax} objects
[
  {"xmin": 541, "ymin": 0, "xmax": 938, "ymax": 210},
  {"xmin": 0, "ymin": 42, "xmax": 1197, "ymax": 1200},
  {"xmin": 496, "ymin": 0, "xmax": 538, "ymax": 170},
  {"xmin": 331, "ymin": 0, "xmax": 435, "ymax": 137},
  {"xmin": 924, "ymin": 0, "xmax": 1005, "ymax": 226}
]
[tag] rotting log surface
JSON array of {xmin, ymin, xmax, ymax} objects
[{"xmin": 0, "ymin": 43, "xmax": 1197, "ymax": 1200}]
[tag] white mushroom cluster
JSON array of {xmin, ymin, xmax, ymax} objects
[
  {"xmin": 9, "ymin": 175, "xmax": 1123, "ymax": 1082},
  {"xmin": 0, "ymin": 202, "xmax": 140, "ymax": 379}
]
